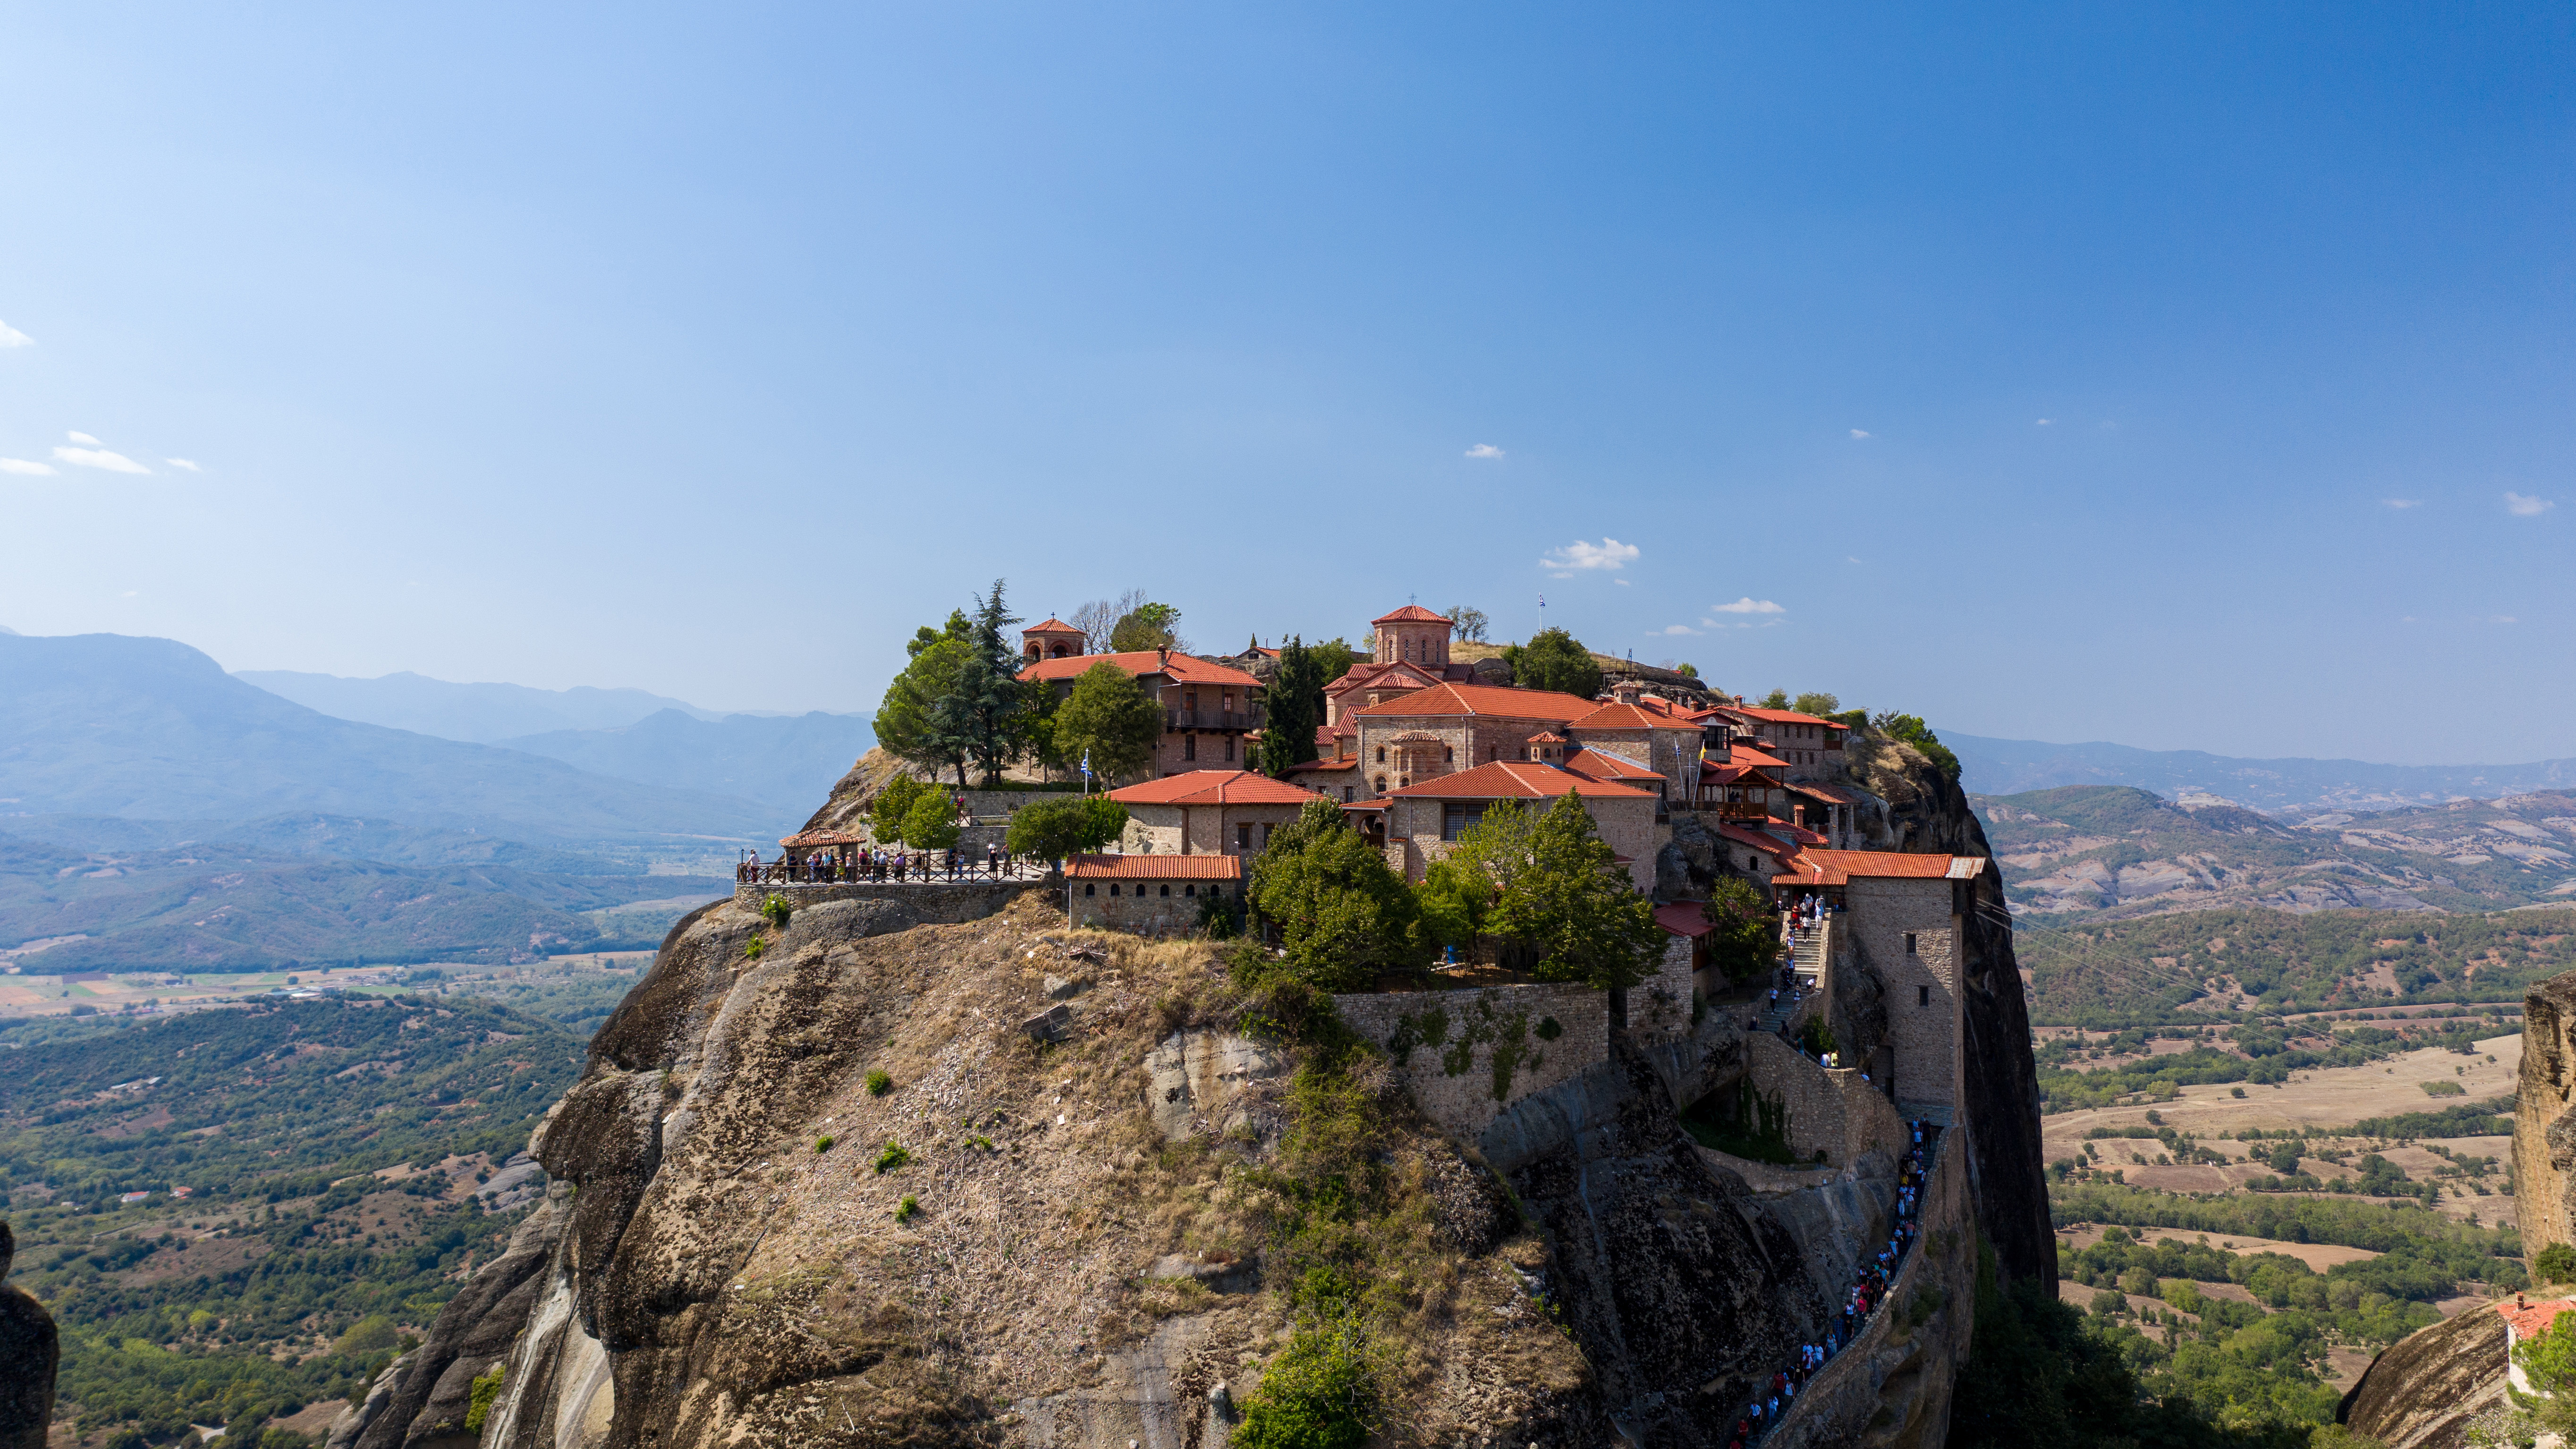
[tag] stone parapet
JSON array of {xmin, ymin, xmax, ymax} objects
[
  {"xmin": 732, "ymin": 878, "xmax": 1036, "ymax": 924},
  {"xmin": 1764, "ymin": 1124, "xmax": 1976, "ymax": 1449},
  {"xmin": 1743, "ymin": 1033, "xmax": 1907, "ymax": 1171},
  {"xmin": 1333, "ymin": 983, "xmax": 1610, "ymax": 1143}
]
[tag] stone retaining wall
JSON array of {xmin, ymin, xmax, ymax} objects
[
  {"xmin": 1332, "ymin": 983, "xmax": 1610, "ymax": 1143},
  {"xmin": 732, "ymin": 879, "xmax": 1034, "ymax": 923},
  {"xmin": 1742, "ymin": 1033, "xmax": 1907, "ymax": 1171},
  {"xmin": 1766, "ymin": 1123, "xmax": 1977, "ymax": 1449},
  {"xmin": 1627, "ymin": 933, "xmax": 1700, "ymax": 1046}
]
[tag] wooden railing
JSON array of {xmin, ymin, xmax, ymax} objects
[{"xmin": 1166, "ymin": 708, "xmax": 1263, "ymax": 730}]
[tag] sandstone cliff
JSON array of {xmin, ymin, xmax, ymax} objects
[
  {"xmin": 2515, "ymin": 970, "xmax": 2576, "ymax": 1263},
  {"xmin": 2337, "ymin": 1298, "xmax": 2507, "ymax": 1449}
]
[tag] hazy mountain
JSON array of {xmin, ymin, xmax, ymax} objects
[
  {"xmin": 1947, "ymin": 731, "xmax": 2576, "ymax": 815},
  {"xmin": 234, "ymin": 667, "xmax": 728, "ymax": 742},
  {"xmin": 0, "ymin": 632, "xmax": 773, "ymax": 846},
  {"xmin": 494, "ymin": 709, "xmax": 875, "ymax": 818},
  {"xmin": 0, "ymin": 813, "xmax": 616, "ymax": 873},
  {"xmin": 1974, "ymin": 783, "xmax": 2576, "ymax": 921},
  {"xmin": 0, "ymin": 830, "xmax": 721, "ymax": 970}
]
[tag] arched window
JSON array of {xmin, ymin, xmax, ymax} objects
[
  {"xmin": 1376, "ymin": 746, "xmax": 1387, "ymax": 763},
  {"xmin": 1375, "ymin": 776, "xmax": 1387, "ymax": 792},
  {"xmin": 1084, "ymin": 883, "xmax": 1095, "ymax": 896},
  {"xmin": 1160, "ymin": 884, "xmax": 1171, "ymax": 897},
  {"xmin": 1442, "ymin": 746, "xmax": 1454, "ymax": 763}
]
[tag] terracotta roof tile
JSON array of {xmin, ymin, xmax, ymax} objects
[
  {"xmin": 1565, "ymin": 748, "xmax": 1664, "ymax": 783},
  {"xmin": 1381, "ymin": 760, "xmax": 1654, "ymax": 801},
  {"xmin": 1068, "ymin": 853, "xmax": 1244, "ymax": 880},
  {"xmin": 1018, "ymin": 650, "xmax": 1262, "ymax": 687},
  {"xmin": 779, "ymin": 828, "xmax": 867, "ymax": 847},
  {"xmin": 1718, "ymin": 705, "xmax": 1852, "ymax": 732},
  {"xmin": 1107, "ymin": 771, "xmax": 1322, "ymax": 806},
  {"xmin": 1777, "ymin": 850, "xmax": 1988, "ymax": 886},
  {"xmin": 1568, "ymin": 701, "xmax": 1697, "ymax": 732},
  {"xmin": 1372, "ymin": 604, "xmax": 1452, "ymax": 624},
  {"xmin": 2501, "ymin": 1298, "xmax": 2576, "ymax": 1340},
  {"xmin": 1025, "ymin": 618, "xmax": 1082, "ymax": 634},
  {"xmin": 1654, "ymin": 902, "xmax": 1715, "ymax": 937},
  {"xmin": 1351, "ymin": 682, "xmax": 1598, "ymax": 722},
  {"xmin": 1717, "ymin": 823, "xmax": 1801, "ymax": 862}
]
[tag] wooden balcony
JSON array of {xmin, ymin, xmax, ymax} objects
[{"xmin": 1166, "ymin": 708, "xmax": 1263, "ymax": 731}]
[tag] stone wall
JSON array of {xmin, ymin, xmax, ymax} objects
[
  {"xmin": 1842, "ymin": 875, "xmax": 1964, "ymax": 1122},
  {"xmin": 1741, "ymin": 1033, "xmax": 1907, "ymax": 1171},
  {"xmin": 1627, "ymin": 932, "xmax": 1699, "ymax": 1046},
  {"xmin": 2516, "ymin": 971, "xmax": 2576, "ymax": 1259},
  {"xmin": 1332, "ymin": 983, "xmax": 1610, "ymax": 1142},
  {"xmin": 1068, "ymin": 879, "xmax": 1240, "ymax": 935},
  {"xmin": 1116, "ymin": 800, "xmax": 1306, "ymax": 858},
  {"xmin": 1768, "ymin": 1123, "xmax": 1978, "ymax": 1449}
]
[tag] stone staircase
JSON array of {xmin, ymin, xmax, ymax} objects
[{"xmin": 1756, "ymin": 922, "xmax": 1829, "ymax": 1036}]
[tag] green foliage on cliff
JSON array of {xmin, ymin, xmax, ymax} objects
[
  {"xmin": 1052, "ymin": 661, "xmax": 1164, "ymax": 783},
  {"xmin": 1498, "ymin": 628, "xmax": 1599, "ymax": 700},
  {"xmin": 1247, "ymin": 799, "xmax": 1427, "ymax": 991},
  {"xmin": 1004, "ymin": 795, "xmax": 1127, "ymax": 863},
  {"xmin": 1870, "ymin": 711, "xmax": 1961, "ymax": 783}
]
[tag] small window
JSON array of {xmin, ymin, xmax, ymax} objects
[
  {"xmin": 1442, "ymin": 746, "xmax": 1453, "ymax": 763},
  {"xmin": 1184, "ymin": 735, "xmax": 1197, "ymax": 761},
  {"xmin": 1223, "ymin": 737, "xmax": 1234, "ymax": 762},
  {"xmin": 1084, "ymin": 883, "xmax": 1095, "ymax": 896},
  {"xmin": 1487, "ymin": 745, "xmax": 1498, "ymax": 761},
  {"xmin": 1160, "ymin": 884, "xmax": 1171, "ymax": 897},
  {"xmin": 1376, "ymin": 746, "xmax": 1387, "ymax": 763},
  {"xmin": 1343, "ymin": 787, "xmax": 1354, "ymax": 801},
  {"xmin": 1905, "ymin": 932, "xmax": 1918, "ymax": 955},
  {"xmin": 1110, "ymin": 884, "xmax": 1121, "ymax": 896},
  {"xmin": 1375, "ymin": 776, "xmax": 1386, "ymax": 791},
  {"xmin": 1185, "ymin": 883, "xmax": 1196, "ymax": 896},
  {"xmin": 1918, "ymin": 985, "xmax": 1930, "ymax": 1007}
]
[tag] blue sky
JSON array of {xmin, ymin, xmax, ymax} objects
[{"xmin": 0, "ymin": 5, "xmax": 2568, "ymax": 762}]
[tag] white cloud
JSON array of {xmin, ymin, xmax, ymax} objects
[
  {"xmin": 1541, "ymin": 537, "xmax": 1639, "ymax": 572},
  {"xmin": 2035, "ymin": 419, "xmax": 2052, "ymax": 427},
  {"xmin": 67, "ymin": 431, "xmax": 100, "ymax": 444},
  {"xmin": 1849, "ymin": 429, "xmax": 1871, "ymax": 440},
  {"xmin": 0, "ymin": 458, "xmax": 57, "ymax": 476},
  {"xmin": 1712, "ymin": 597, "xmax": 1786, "ymax": 615},
  {"xmin": 1464, "ymin": 443, "xmax": 1505, "ymax": 459},
  {"xmin": 122, "ymin": 590, "xmax": 138, "ymax": 598},
  {"xmin": 53, "ymin": 446, "xmax": 150, "ymax": 475},
  {"xmin": 1614, "ymin": 578, "xmax": 1631, "ymax": 586},
  {"xmin": 1658, "ymin": 623, "xmax": 1701, "ymax": 636},
  {"xmin": 0, "ymin": 320, "xmax": 31, "ymax": 347},
  {"xmin": 2495, "ymin": 616, "xmax": 2520, "ymax": 624},
  {"xmin": 2506, "ymin": 491, "xmax": 2556, "ymax": 517},
  {"xmin": 2382, "ymin": 499, "xmax": 2423, "ymax": 509},
  {"xmin": 166, "ymin": 458, "xmax": 201, "ymax": 472}
]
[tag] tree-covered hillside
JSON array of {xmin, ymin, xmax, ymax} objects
[{"xmin": 0, "ymin": 997, "xmax": 590, "ymax": 1445}]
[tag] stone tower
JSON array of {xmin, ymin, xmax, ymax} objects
[
  {"xmin": 1020, "ymin": 617, "xmax": 1086, "ymax": 662},
  {"xmin": 1372, "ymin": 604, "xmax": 1453, "ymax": 668}
]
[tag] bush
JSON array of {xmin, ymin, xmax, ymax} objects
[
  {"xmin": 760, "ymin": 894, "xmax": 791, "ymax": 929},
  {"xmin": 869, "ymin": 775, "xmax": 932, "ymax": 837},
  {"xmin": 864, "ymin": 1070, "xmax": 893, "ymax": 1096},
  {"xmin": 2535, "ymin": 1243, "xmax": 2576, "ymax": 1285},
  {"xmin": 813, "ymin": 1135, "xmax": 835, "ymax": 1153},
  {"xmin": 900, "ymin": 791, "xmax": 962, "ymax": 852},
  {"xmin": 1006, "ymin": 794, "xmax": 1129, "ymax": 863},
  {"xmin": 874, "ymin": 1142, "xmax": 910, "ymax": 1174},
  {"xmin": 1231, "ymin": 1320, "xmax": 1378, "ymax": 1449},
  {"xmin": 743, "ymin": 936, "xmax": 765, "ymax": 960},
  {"xmin": 894, "ymin": 1194, "xmax": 920, "ymax": 1224},
  {"xmin": 2419, "ymin": 1080, "xmax": 2467, "ymax": 1097},
  {"xmin": 463, "ymin": 1362, "xmax": 505, "ymax": 1433}
]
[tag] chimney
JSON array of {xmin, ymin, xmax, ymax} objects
[{"xmin": 1611, "ymin": 678, "xmax": 1644, "ymax": 706}]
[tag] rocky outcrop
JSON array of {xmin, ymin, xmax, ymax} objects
[
  {"xmin": 0, "ymin": 1220, "xmax": 57, "ymax": 1449},
  {"xmin": 2516, "ymin": 971, "xmax": 2576, "ymax": 1261},
  {"xmin": 2338, "ymin": 1302, "xmax": 2507, "ymax": 1449},
  {"xmin": 335, "ymin": 1199, "xmax": 567, "ymax": 1449}
]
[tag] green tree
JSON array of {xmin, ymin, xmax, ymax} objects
[
  {"xmin": 1500, "ymin": 628, "xmax": 1601, "ymax": 700},
  {"xmin": 1005, "ymin": 796, "xmax": 1128, "ymax": 864},
  {"xmin": 1258, "ymin": 637, "xmax": 1327, "ymax": 778},
  {"xmin": 2517, "ymin": 1310, "xmax": 2576, "ymax": 1440},
  {"xmin": 1442, "ymin": 605, "xmax": 1489, "ymax": 644},
  {"xmin": 1485, "ymin": 794, "xmax": 1663, "ymax": 990},
  {"xmin": 1053, "ymin": 661, "xmax": 1164, "ymax": 783},
  {"xmin": 1415, "ymin": 857, "xmax": 1491, "ymax": 950},
  {"xmin": 899, "ymin": 791, "xmax": 962, "ymax": 852},
  {"xmin": 2536, "ymin": 1242, "xmax": 2576, "ymax": 1284},
  {"xmin": 1701, "ymin": 877, "xmax": 1781, "ymax": 984},
  {"xmin": 1249, "ymin": 798, "xmax": 1428, "ymax": 990},
  {"xmin": 1758, "ymin": 688, "xmax": 1792, "ymax": 709},
  {"xmin": 1307, "ymin": 636, "xmax": 1360, "ymax": 686},
  {"xmin": 876, "ymin": 635, "xmax": 972, "ymax": 783},
  {"xmin": 1872, "ymin": 711, "xmax": 1962, "ymax": 783},
  {"xmin": 869, "ymin": 774, "xmax": 932, "ymax": 838},
  {"xmin": 1109, "ymin": 601, "xmax": 1183, "ymax": 652},
  {"xmin": 1792, "ymin": 691, "xmax": 1840, "ymax": 717},
  {"xmin": 929, "ymin": 578, "xmax": 1037, "ymax": 788},
  {"xmin": 1674, "ymin": 662, "xmax": 1699, "ymax": 678}
]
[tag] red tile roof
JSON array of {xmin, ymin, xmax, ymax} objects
[
  {"xmin": 1719, "ymin": 705, "xmax": 1852, "ymax": 732},
  {"xmin": 1381, "ymin": 760, "xmax": 1654, "ymax": 801},
  {"xmin": 2501, "ymin": 1298, "xmax": 2576, "ymax": 1340},
  {"xmin": 1788, "ymin": 781, "xmax": 1864, "ymax": 804},
  {"xmin": 1340, "ymin": 798, "xmax": 1390, "ymax": 811},
  {"xmin": 1373, "ymin": 604, "xmax": 1452, "ymax": 624},
  {"xmin": 1327, "ymin": 660, "xmax": 1441, "ymax": 694},
  {"xmin": 1568, "ymin": 701, "xmax": 1698, "ymax": 732},
  {"xmin": 1654, "ymin": 902, "xmax": 1715, "ymax": 937},
  {"xmin": 779, "ymin": 828, "xmax": 867, "ymax": 847},
  {"xmin": 1776, "ymin": 850, "xmax": 1988, "ymax": 886},
  {"xmin": 1525, "ymin": 730, "xmax": 1568, "ymax": 744},
  {"xmin": 1352, "ymin": 682, "xmax": 1598, "ymax": 721},
  {"xmin": 1107, "ymin": 771, "xmax": 1321, "ymax": 806},
  {"xmin": 1566, "ymin": 748, "xmax": 1665, "ymax": 783},
  {"xmin": 1284, "ymin": 756, "xmax": 1358, "ymax": 773},
  {"xmin": 1025, "ymin": 618, "xmax": 1082, "ymax": 634},
  {"xmin": 1068, "ymin": 853, "xmax": 1244, "ymax": 880},
  {"xmin": 1018, "ymin": 650, "xmax": 1262, "ymax": 687},
  {"xmin": 1718, "ymin": 823, "xmax": 1802, "ymax": 863}
]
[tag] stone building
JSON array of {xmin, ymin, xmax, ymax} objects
[
  {"xmin": 1066, "ymin": 853, "xmax": 1244, "ymax": 933},
  {"xmin": 1017, "ymin": 645, "xmax": 1265, "ymax": 781},
  {"xmin": 1775, "ymin": 849, "xmax": 1989, "ymax": 1123},
  {"xmin": 1709, "ymin": 703, "xmax": 1849, "ymax": 782},
  {"xmin": 1105, "ymin": 770, "xmax": 1322, "ymax": 858},
  {"xmin": 1378, "ymin": 759, "xmax": 1661, "ymax": 893}
]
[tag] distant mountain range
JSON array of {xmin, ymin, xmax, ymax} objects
[
  {"xmin": 235, "ymin": 668, "xmax": 728, "ymax": 741},
  {"xmin": 1946, "ymin": 732, "xmax": 2576, "ymax": 816},
  {"xmin": 493, "ymin": 710, "xmax": 875, "ymax": 819}
]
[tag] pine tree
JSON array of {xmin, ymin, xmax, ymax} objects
[
  {"xmin": 929, "ymin": 579, "xmax": 1035, "ymax": 788},
  {"xmin": 1257, "ymin": 636, "xmax": 1325, "ymax": 777}
]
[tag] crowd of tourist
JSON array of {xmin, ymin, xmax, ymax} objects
[
  {"xmin": 1729, "ymin": 1123, "xmax": 1938, "ymax": 1448},
  {"xmin": 736, "ymin": 843, "xmax": 1035, "ymax": 885}
]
